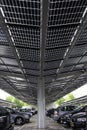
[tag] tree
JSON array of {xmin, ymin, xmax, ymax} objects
[
  {"xmin": 55, "ymin": 93, "xmax": 75, "ymax": 106},
  {"xmin": 6, "ymin": 96, "xmax": 14, "ymax": 102},
  {"xmin": 6, "ymin": 96, "xmax": 29, "ymax": 108},
  {"xmin": 65, "ymin": 93, "xmax": 75, "ymax": 101},
  {"xmin": 55, "ymin": 97, "xmax": 65, "ymax": 106}
]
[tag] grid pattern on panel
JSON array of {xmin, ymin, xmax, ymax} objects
[
  {"xmin": 0, "ymin": 45, "xmax": 15, "ymax": 58},
  {"xmin": 43, "ymin": 69, "xmax": 56, "ymax": 76},
  {"xmin": 22, "ymin": 60, "xmax": 39, "ymax": 70},
  {"xmin": 60, "ymin": 66, "xmax": 74, "ymax": 73},
  {"xmin": 76, "ymin": 25, "xmax": 87, "ymax": 45},
  {"xmin": 24, "ymin": 69, "xmax": 40, "ymax": 76},
  {"xmin": 1, "ymin": 0, "xmax": 40, "ymax": 26},
  {"xmin": 44, "ymin": 60, "xmax": 61, "ymax": 70},
  {"xmin": 27, "ymin": 76, "xmax": 38, "ymax": 84},
  {"xmin": 45, "ymin": 76, "xmax": 55, "ymax": 84},
  {"xmin": 9, "ymin": 26, "xmax": 40, "ymax": 48},
  {"xmin": 22, "ymin": 61, "xmax": 39, "ymax": 70},
  {"xmin": 17, "ymin": 48, "xmax": 40, "ymax": 61},
  {"xmin": 46, "ymin": 26, "xmax": 77, "ymax": 48},
  {"xmin": 48, "ymin": 0, "xmax": 86, "ymax": 26},
  {"xmin": 1, "ymin": 58, "xmax": 18, "ymax": 66},
  {"xmin": 64, "ymin": 57, "xmax": 81, "ymax": 67},
  {"xmin": 70, "ymin": 44, "xmax": 87, "ymax": 57},
  {"xmin": 45, "ymin": 47, "xmax": 67, "ymax": 61},
  {"xmin": 0, "ymin": 27, "xmax": 8, "ymax": 45}
]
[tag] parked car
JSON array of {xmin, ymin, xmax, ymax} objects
[
  {"xmin": 59, "ymin": 112, "xmax": 72, "ymax": 126},
  {"xmin": 19, "ymin": 108, "xmax": 33, "ymax": 117},
  {"xmin": 53, "ymin": 105, "xmax": 76, "ymax": 121},
  {"xmin": 70, "ymin": 112, "xmax": 86, "ymax": 129},
  {"xmin": 46, "ymin": 108, "xmax": 55, "ymax": 118},
  {"xmin": 59, "ymin": 105, "xmax": 87, "ymax": 127},
  {"xmin": 30, "ymin": 108, "xmax": 37, "ymax": 115},
  {"xmin": 5, "ymin": 107, "xmax": 30, "ymax": 125},
  {"xmin": 0, "ymin": 106, "xmax": 14, "ymax": 130}
]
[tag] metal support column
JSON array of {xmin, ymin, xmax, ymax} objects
[
  {"xmin": 37, "ymin": 0, "xmax": 49, "ymax": 129},
  {"xmin": 38, "ymin": 77, "xmax": 45, "ymax": 128}
]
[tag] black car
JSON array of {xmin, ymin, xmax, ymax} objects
[
  {"xmin": 54, "ymin": 105, "xmax": 76, "ymax": 122},
  {"xmin": 46, "ymin": 108, "xmax": 55, "ymax": 118},
  {"xmin": 70, "ymin": 112, "xmax": 86, "ymax": 129},
  {"xmin": 60, "ymin": 105, "xmax": 87, "ymax": 127},
  {"xmin": 0, "ymin": 106, "xmax": 14, "ymax": 130}
]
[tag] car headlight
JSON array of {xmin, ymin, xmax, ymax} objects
[
  {"xmin": 24, "ymin": 115, "xmax": 29, "ymax": 119},
  {"xmin": 77, "ymin": 118, "xmax": 86, "ymax": 122}
]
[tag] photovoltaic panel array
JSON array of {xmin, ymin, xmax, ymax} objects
[
  {"xmin": 0, "ymin": 0, "xmax": 87, "ymax": 104},
  {"xmin": 48, "ymin": 0, "xmax": 86, "ymax": 26},
  {"xmin": 44, "ymin": 0, "xmax": 87, "ymax": 102},
  {"xmin": 1, "ymin": 0, "xmax": 40, "ymax": 26},
  {"xmin": 9, "ymin": 26, "xmax": 40, "ymax": 48}
]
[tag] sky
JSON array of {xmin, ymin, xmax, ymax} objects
[
  {"xmin": 0, "ymin": 84, "xmax": 87, "ymax": 100},
  {"xmin": 0, "ymin": 89, "xmax": 10, "ymax": 100},
  {"xmin": 71, "ymin": 84, "xmax": 87, "ymax": 98}
]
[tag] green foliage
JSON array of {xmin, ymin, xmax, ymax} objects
[
  {"xmin": 56, "ymin": 97, "xmax": 65, "ymax": 106},
  {"xmin": 65, "ymin": 93, "xmax": 75, "ymax": 102},
  {"xmin": 55, "ymin": 93, "xmax": 75, "ymax": 106},
  {"xmin": 6, "ymin": 96, "xmax": 29, "ymax": 108},
  {"xmin": 6, "ymin": 96, "xmax": 14, "ymax": 102}
]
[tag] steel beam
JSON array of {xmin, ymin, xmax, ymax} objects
[{"xmin": 0, "ymin": 69, "xmax": 86, "ymax": 80}]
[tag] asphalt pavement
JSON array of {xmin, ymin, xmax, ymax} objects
[{"xmin": 14, "ymin": 126, "xmax": 21, "ymax": 130}]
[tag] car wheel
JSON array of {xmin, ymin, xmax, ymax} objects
[{"xmin": 15, "ymin": 117, "xmax": 24, "ymax": 125}]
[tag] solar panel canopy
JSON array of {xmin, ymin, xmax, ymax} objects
[{"xmin": 0, "ymin": 0, "xmax": 87, "ymax": 105}]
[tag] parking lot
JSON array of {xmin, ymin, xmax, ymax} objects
[
  {"xmin": 14, "ymin": 126, "xmax": 21, "ymax": 130},
  {"xmin": 14, "ymin": 125, "xmax": 71, "ymax": 130},
  {"xmin": 16, "ymin": 116, "xmax": 67, "ymax": 130}
]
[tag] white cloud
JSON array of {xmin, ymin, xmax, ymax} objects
[
  {"xmin": 0, "ymin": 89, "xmax": 10, "ymax": 100},
  {"xmin": 72, "ymin": 84, "xmax": 87, "ymax": 98}
]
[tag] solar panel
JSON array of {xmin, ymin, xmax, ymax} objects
[
  {"xmin": 44, "ymin": 60, "xmax": 61, "ymax": 70},
  {"xmin": 0, "ymin": 27, "xmax": 9, "ymax": 45},
  {"xmin": 9, "ymin": 26, "xmax": 40, "ymax": 48},
  {"xmin": 70, "ymin": 44, "xmax": 87, "ymax": 57},
  {"xmin": 24, "ymin": 69, "xmax": 40, "ymax": 76},
  {"xmin": 17, "ymin": 48, "xmax": 40, "ymax": 61},
  {"xmin": 2, "ymin": 57, "xmax": 18, "ymax": 66},
  {"xmin": 45, "ymin": 47, "xmax": 67, "ymax": 61},
  {"xmin": 48, "ymin": 0, "xmax": 86, "ymax": 26},
  {"xmin": 0, "ymin": 0, "xmax": 87, "ymax": 104},
  {"xmin": 22, "ymin": 60, "xmax": 39, "ymax": 70},
  {"xmin": 0, "ymin": 45, "xmax": 15, "ymax": 58},
  {"xmin": 1, "ymin": 0, "xmax": 40, "ymax": 26},
  {"xmin": 46, "ymin": 26, "xmax": 77, "ymax": 48}
]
